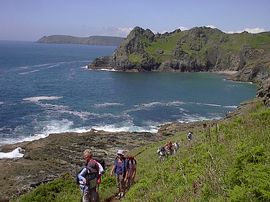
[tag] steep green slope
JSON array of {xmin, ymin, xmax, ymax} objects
[
  {"xmin": 15, "ymin": 100, "xmax": 270, "ymax": 201},
  {"xmin": 124, "ymin": 100, "xmax": 270, "ymax": 201}
]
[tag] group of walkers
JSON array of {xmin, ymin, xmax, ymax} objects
[
  {"xmin": 77, "ymin": 149, "xmax": 137, "ymax": 202},
  {"xmin": 77, "ymin": 131, "xmax": 193, "ymax": 202}
]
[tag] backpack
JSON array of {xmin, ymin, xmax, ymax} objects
[
  {"xmin": 94, "ymin": 158, "xmax": 105, "ymax": 171},
  {"xmin": 76, "ymin": 159, "xmax": 100, "ymax": 185},
  {"xmin": 126, "ymin": 157, "xmax": 137, "ymax": 170}
]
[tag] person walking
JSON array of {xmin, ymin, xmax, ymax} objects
[
  {"xmin": 187, "ymin": 131, "xmax": 193, "ymax": 141},
  {"xmin": 124, "ymin": 155, "xmax": 137, "ymax": 190},
  {"xmin": 78, "ymin": 149, "xmax": 100, "ymax": 202},
  {"xmin": 110, "ymin": 149, "xmax": 127, "ymax": 199}
]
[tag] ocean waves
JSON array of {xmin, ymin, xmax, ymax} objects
[
  {"xmin": 0, "ymin": 119, "xmax": 92, "ymax": 146},
  {"xmin": 16, "ymin": 60, "xmax": 90, "ymax": 75},
  {"xmin": 23, "ymin": 96, "xmax": 63, "ymax": 102},
  {"xmin": 0, "ymin": 98, "xmax": 235, "ymax": 146},
  {"xmin": 124, "ymin": 100, "xmax": 237, "ymax": 113},
  {"xmin": 94, "ymin": 102, "xmax": 124, "ymax": 108}
]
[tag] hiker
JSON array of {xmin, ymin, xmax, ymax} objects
[
  {"xmin": 110, "ymin": 149, "xmax": 127, "ymax": 199},
  {"xmin": 164, "ymin": 141, "xmax": 173, "ymax": 155},
  {"xmin": 172, "ymin": 142, "xmax": 180, "ymax": 155},
  {"xmin": 78, "ymin": 149, "xmax": 100, "ymax": 202},
  {"xmin": 157, "ymin": 146, "xmax": 167, "ymax": 161},
  {"xmin": 124, "ymin": 155, "xmax": 137, "ymax": 190},
  {"xmin": 187, "ymin": 131, "xmax": 193, "ymax": 141}
]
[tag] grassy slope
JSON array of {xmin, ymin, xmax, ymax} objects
[
  {"xmin": 124, "ymin": 100, "xmax": 270, "ymax": 201},
  {"xmin": 16, "ymin": 100, "xmax": 270, "ymax": 201}
]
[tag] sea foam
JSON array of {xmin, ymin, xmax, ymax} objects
[
  {"xmin": 0, "ymin": 147, "xmax": 24, "ymax": 159},
  {"xmin": 94, "ymin": 102, "xmax": 124, "ymax": 108},
  {"xmin": 23, "ymin": 96, "xmax": 63, "ymax": 102},
  {"xmin": 92, "ymin": 124, "xmax": 158, "ymax": 133}
]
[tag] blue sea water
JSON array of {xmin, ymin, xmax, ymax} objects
[{"xmin": 0, "ymin": 41, "xmax": 256, "ymax": 146}]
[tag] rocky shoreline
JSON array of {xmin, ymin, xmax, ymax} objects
[{"xmin": 0, "ymin": 130, "xmax": 165, "ymax": 201}]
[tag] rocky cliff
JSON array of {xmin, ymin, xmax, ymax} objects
[
  {"xmin": 90, "ymin": 26, "xmax": 270, "ymax": 104},
  {"xmin": 37, "ymin": 35, "xmax": 124, "ymax": 46}
]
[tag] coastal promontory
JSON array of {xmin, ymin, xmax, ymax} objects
[
  {"xmin": 37, "ymin": 35, "xmax": 124, "ymax": 46},
  {"xmin": 89, "ymin": 26, "xmax": 270, "ymax": 104}
]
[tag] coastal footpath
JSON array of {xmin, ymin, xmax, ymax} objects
[{"xmin": 89, "ymin": 26, "xmax": 270, "ymax": 105}]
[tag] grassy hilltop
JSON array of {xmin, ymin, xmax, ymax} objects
[{"xmin": 16, "ymin": 99, "xmax": 270, "ymax": 201}]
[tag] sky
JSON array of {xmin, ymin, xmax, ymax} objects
[{"xmin": 0, "ymin": 0, "xmax": 270, "ymax": 41}]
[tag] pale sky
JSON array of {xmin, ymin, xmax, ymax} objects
[{"xmin": 0, "ymin": 0, "xmax": 269, "ymax": 41}]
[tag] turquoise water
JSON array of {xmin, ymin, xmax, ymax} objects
[{"xmin": 0, "ymin": 41, "xmax": 256, "ymax": 145}]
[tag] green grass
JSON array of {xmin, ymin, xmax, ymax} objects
[
  {"xmin": 15, "ymin": 174, "xmax": 81, "ymax": 202},
  {"xmin": 129, "ymin": 29, "xmax": 270, "ymax": 66},
  {"xmin": 146, "ymin": 32, "xmax": 184, "ymax": 55},
  {"xmin": 15, "ymin": 100, "xmax": 270, "ymax": 201},
  {"xmin": 123, "ymin": 101, "xmax": 270, "ymax": 201},
  {"xmin": 128, "ymin": 53, "xmax": 144, "ymax": 64},
  {"xmin": 15, "ymin": 172, "xmax": 118, "ymax": 202}
]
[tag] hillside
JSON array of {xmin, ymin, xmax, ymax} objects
[
  {"xmin": 37, "ymin": 35, "xmax": 124, "ymax": 46},
  {"xmin": 15, "ymin": 99, "xmax": 270, "ymax": 201},
  {"xmin": 90, "ymin": 26, "xmax": 270, "ymax": 105}
]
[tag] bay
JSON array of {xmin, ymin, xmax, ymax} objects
[{"xmin": 0, "ymin": 41, "xmax": 256, "ymax": 146}]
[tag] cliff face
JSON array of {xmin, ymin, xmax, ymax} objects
[
  {"xmin": 37, "ymin": 35, "xmax": 124, "ymax": 46},
  {"xmin": 90, "ymin": 26, "xmax": 270, "ymax": 103}
]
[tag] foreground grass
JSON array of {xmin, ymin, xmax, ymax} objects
[
  {"xmin": 124, "ymin": 101, "xmax": 270, "ymax": 201},
  {"xmin": 16, "ymin": 100, "xmax": 270, "ymax": 201},
  {"xmin": 16, "ymin": 172, "xmax": 117, "ymax": 202}
]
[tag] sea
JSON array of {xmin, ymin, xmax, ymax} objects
[{"xmin": 0, "ymin": 41, "xmax": 257, "ymax": 146}]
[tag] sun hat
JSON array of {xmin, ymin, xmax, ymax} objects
[{"xmin": 116, "ymin": 149, "xmax": 124, "ymax": 156}]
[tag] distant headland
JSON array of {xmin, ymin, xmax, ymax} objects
[{"xmin": 37, "ymin": 35, "xmax": 124, "ymax": 46}]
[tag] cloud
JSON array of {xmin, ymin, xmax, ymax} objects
[
  {"xmin": 179, "ymin": 26, "xmax": 188, "ymax": 31},
  {"xmin": 227, "ymin": 27, "xmax": 266, "ymax": 34},
  {"xmin": 100, "ymin": 27, "xmax": 133, "ymax": 37},
  {"xmin": 206, "ymin": 25, "xmax": 217, "ymax": 29},
  {"xmin": 156, "ymin": 26, "xmax": 189, "ymax": 34},
  {"xmin": 116, "ymin": 27, "xmax": 133, "ymax": 36},
  {"xmin": 243, "ymin": 28, "xmax": 266, "ymax": 33}
]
